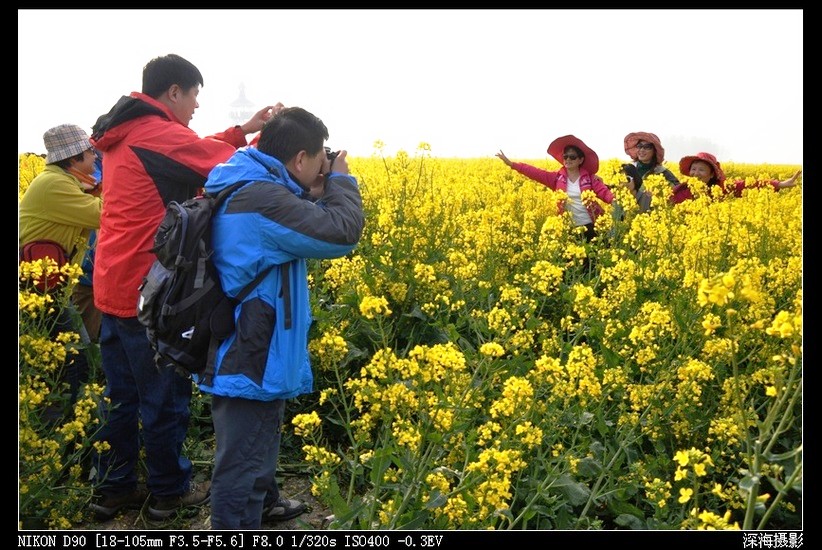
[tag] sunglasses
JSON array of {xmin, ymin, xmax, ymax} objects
[
  {"xmin": 562, "ymin": 154, "xmax": 580, "ymax": 161},
  {"xmin": 636, "ymin": 143, "xmax": 655, "ymax": 151}
]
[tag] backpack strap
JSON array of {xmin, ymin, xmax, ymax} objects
[
  {"xmin": 281, "ymin": 261, "xmax": 292, "ymax": 330},
  {"xmin": 211, "ymin": 180, "xmax": 251, "ymax": 207},
  {"xmin": 236, "ymin": 264, "xmax": 275, "ymax": 302},
  {"xmin": 200, "ymin": 264, "xmax": 275, "ymax": 388}
]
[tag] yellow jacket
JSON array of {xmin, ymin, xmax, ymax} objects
[{"xmin": 19, "ymin": 164, "xmax": 102, "ymax": 264}]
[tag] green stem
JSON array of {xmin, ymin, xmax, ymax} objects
[
  {"xmin": 387, "ymin": 441, "xmax": 436, "ymax": 529},
  {"xmin": 756, "ymin": 460, "xmax": 802, "ymax": 530},
  {"xmin": 741, "ymin": 439, "xmax": 762, "ymax": 530},
  {"xmin": 574, "ymin": 424, "xmax": 639, "ymax": 528},
  {"xmin": 763, "ymin": 373, "xmax": 802, "ymax": 457}
]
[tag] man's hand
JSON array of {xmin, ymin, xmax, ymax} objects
[{"xmin": 240, "ymin": 102, "xmax": 285, "ymax": 134}]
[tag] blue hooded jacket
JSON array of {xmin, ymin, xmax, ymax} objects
[{"xmin": 198, "ymin": 147, "xmax": 364, "ymax": 401}]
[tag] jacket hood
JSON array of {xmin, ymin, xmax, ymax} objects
[
  {"xmin": 204, "ymin": 146, "xmax": 308, "ymax": 198},
  {"xmin": 91, "ymin": 93, "xmax": 169, "ymax": 152}
]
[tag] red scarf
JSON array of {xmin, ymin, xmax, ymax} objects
[{"xmin": 67, "ymin": 167, "xmax": 98, "ymax": 192}]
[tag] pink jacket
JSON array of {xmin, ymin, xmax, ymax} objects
[{"xmin": 511, "ymin": 163, "xmax": 614, "ymax": 223}]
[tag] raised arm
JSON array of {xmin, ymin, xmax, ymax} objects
[
  {"xmin": 778, "ymin": 170, "xmax": 802, "ymax": 189},
  {"xmin": 496, "ymin": 150, "xmax": 513, "ymax": 167}
]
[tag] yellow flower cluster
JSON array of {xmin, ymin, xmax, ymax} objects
[
  {"xmin": 292, "ymin": 411, "xmax": 322, "ymax": 437},
  {"xmin": 465, "ymin": 447, "xmax": 526, "ymax": 518},
  {"xmin": 643, "ymin": 476, "xmax": 673, "ymax": 509},
  {"xmin": 764, "ymin": 310, "xmax": 801, "ymax": 339},
  {"xmin": 682, "ymin": 508, "xmax": 740, "ymax": 530},
  {"xmin": 302, "ymin": 444, "xmax": 341, "ymax": 467},
  {"xmin": 673, "ymin": 447, "xmax": 714, "ymax": 480},
  {"xmin": 19, "ymin": 259, "xmax": 84, "ymax": 294},
  {"xmin": 359, "ymin": 295, "xmax": 392, "ymax": 319},
  {"xmin": 308, "ymin": 328, "xmax": 349, "ymax": 371},
  {"xmin": 514, "ymin": 421, "xmax": 543, "ymax": 449},
  {"xmin": 18, "ymin": 153, "xmax": 46, "ymax": 201},
  {"xmin": 479, "ymin": 342, "xmax": 505, "ymax": 358},
  {"xmin": 489, "ymin": 376, "xmax": 533, "ymax": 418}
]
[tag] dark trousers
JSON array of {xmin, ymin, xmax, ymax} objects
[
  {"xmin": 582, "ymin": 222, "xmax": 596, "ymax": 242},
  {"xmin": 210, "ymin": 396, "xmax": 285, "ymax": 529},
  {"xmin": 93, "ymin": 314, "xmax": 193, "ymax": 498}
]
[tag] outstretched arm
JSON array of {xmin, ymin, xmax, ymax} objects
[
  {"xmin": 496, "ymin": 150, "xmax": 513, "ymax": 167},
  {"xmin": 778, "ymin": 170, "xmax": 802, "ymax": 189}
]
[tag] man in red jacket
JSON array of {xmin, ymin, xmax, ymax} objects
[{"xmin": 89, "ymin": 53, "xmax": 278, "ymax": 521}]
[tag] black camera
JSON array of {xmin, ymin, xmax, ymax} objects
[{"xmin": 324, "ymin": 146, "xmax": 339, "ymax": 163}]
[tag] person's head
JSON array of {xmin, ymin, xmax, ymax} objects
[
  {"xmin": 43, "ymin": 124, "xmax": 97, "ymax": 175},
  {"xmin": 624, "ymin": 132, "xmax": 665, "ymax": 166},
  {"xmin": 256, "ymin": 107, "xmax": 330, "ymax": 188},
  {"xmin": 142, "ymin": 54, "xmax": 204, "ymax": 127},
  {"xmin": 547, "ymin": 135, "xmax": 599, "ymax": 175},
  {"xmin": 562, "ymin": 146, "xmax": 585, "ymax": 170},
  {"xmin": 679, "ymin": 152, "xmax": 725, "ymax": 186}
]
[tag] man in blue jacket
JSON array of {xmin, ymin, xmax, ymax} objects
[{"xmin": 200, "ymin": 107, "xmax": 364, "ymax": 529}]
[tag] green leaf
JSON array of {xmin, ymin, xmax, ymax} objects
[
  {"xmin": 614, "ymin": 513, "xmax": 646, "ymax": 530},
  {"xmin": 402, "ymin": 305, "xmax": 428, "ymax": 321},
  {"xmin": 608, "ymin": 498, "xmax": 645, "ymax": 519},
  {"xmin": 554, "ymin": 474, "xmax": 591, "ymax": 506},
  {"xmin": 424, "ymin": 490, "xmax": 447, "ymax": 509},
  {"xmin": 764, "ymin": 444, "xmax": 803, "ymax": 462},
  {"xmin": 576, "ymin": 457, "xmax": 603, "ymax": 477},
  {"xmin": 600, "ymin": 344, "xmax": 622, "ymax": 369},
  {"xmin": 397, "ymin": 510, "xmax": 430, "ymax": 530},
  {"xmin": 766, "ymin": 476, "xmax": 785, "ymax": 492},
  {"xmin": 369, "ymin": 448, "xmax": 393, "ymax": 486}
]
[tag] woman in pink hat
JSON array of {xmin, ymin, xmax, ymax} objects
[
  {"xmin": 671, "ymin": 152, "xmax": 801, "ymax": 204},
  {"xmin": 497, "ymin": 135, "xmax": 614, "ymax": 241}
]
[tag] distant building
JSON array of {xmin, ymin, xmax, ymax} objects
[{"xmin": 229, "ymin": 83, "xmax": 255, "ymax": 126}]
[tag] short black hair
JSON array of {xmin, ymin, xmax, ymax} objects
[
  {"xmin": 54, "ymin": 151, "xmax": 86, "ymax": 169},
  {"xmin": 142, "ymin": 54, "xmax": 204, "ymax": 99},
  {"xmin": 256, "ymin": 107, "xmax": 329, "ymax": 163}
]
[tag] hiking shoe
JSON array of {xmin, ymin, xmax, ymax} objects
[
  {"xmin": 147, "ymin": 480, "xmax": 211, "ymax": 520},
  {"xmin": 90, "ymin": 486, "xmax": 149, "ymax": 520},
  {"xmin": 262, "ymin": 497, "xmax": 309, "ymax": 523}
]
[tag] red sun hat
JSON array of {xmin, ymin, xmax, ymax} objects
[
  {"xmin": 624, "ymin": 132, "xmax": 665, "ymax": 163},
  {"xmin": 679, "ymin": 152, "xmax": 726, "ymax": 185},
  {"xmin": 547, "ymin": 135, "xmax": 599, "ymax": 175}
]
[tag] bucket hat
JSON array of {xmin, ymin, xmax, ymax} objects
[
  {"xmin": 624, "ymin": 132, "xmax": 665, "ymax": 164},
  {"xmin": 679, "ymin": 152, "xmax": 726, "ymax": 185},
  {"xmin": 547, "ymin": 135, "xmax": 599, "ymax": 175},
  {"xmin": 44, "ymin": 124, "xmax": 93, "ymax": 164}
]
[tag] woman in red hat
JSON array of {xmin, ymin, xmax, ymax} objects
[
  {"xmin": 624, "ymin": 132, "xmax": 680, "ymax": 186},
  {"xmin": 671, "ymin": 152, "xmax": 801, "ymax": 204},
  {"xmin": 622, "ymin": 132, "xmax": 680, "ymax": 211},
  {"xmin": 497, "ymin": 135, "xmax": 614, "ymax": 241}
]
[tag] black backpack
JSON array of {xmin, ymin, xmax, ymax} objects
[{"xmin": 137, "ymin": 181, "xmax": 272, "ymax": 376}]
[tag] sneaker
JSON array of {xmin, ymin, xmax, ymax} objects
[
  {"xmin": 262, "ymin": 497, "xmax": 309, "ymax": 523},
  {"xmin": 90, "ymin": 486, "xmax": 149, "ymax": 520},
  {"xmin": 147, "ymin": 480, "xmax": 211, "ymax": 520}
]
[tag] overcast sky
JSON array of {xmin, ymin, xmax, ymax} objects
[{"xmin": 18, "ymin": 9, "xmax": 803, "ymax": 165}]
